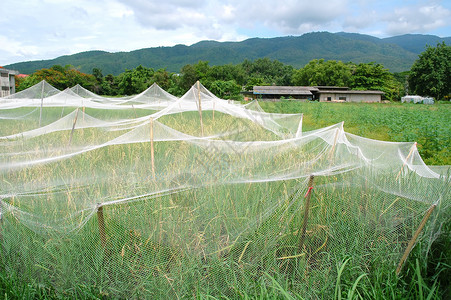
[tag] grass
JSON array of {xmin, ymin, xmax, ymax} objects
[{"xmin": 0, "ymin": 102, "xmax": 449, "ymax": 299}]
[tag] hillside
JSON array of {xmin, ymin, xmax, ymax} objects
[{"xmin": 5, "ymin": 32, "xmax": 450, "ymax": 75}]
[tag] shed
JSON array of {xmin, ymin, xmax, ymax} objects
[{"xmin": 253, "ymin": 86, "xmax": 316, "ymax": 100}]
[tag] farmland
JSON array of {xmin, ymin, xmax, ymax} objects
[
  {"xmin": 260, "ymin": 100, "xmax": 451, "ymax": 165},
  {"xmin": 0, "ymin": 92, "xmax": 449, "ymax": 299}
]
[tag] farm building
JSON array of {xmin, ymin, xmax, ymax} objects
[
  {"xmin": 0, "ymin": 67, "xmax": 19, "ymax": 97},
  {"xmin": 252, "ymin": 86, "xmax": 384, "ymax": 103},
  {"xmin": 253, "ymin": 86, "xmax": 317, "ymax": 101}
]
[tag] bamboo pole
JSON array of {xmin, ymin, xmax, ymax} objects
[
  {"xmin": 0, "ymin": 200, "xmax": 3, "ymax": 241},
  {"xmin": 396, "ymin": 142, "xmax": 417, "ymax": 180},
  {"xmin": 396, "ymin": 203, "xmax": 437, "ymax": 275},
  {"xmin": 39, "ymin": 81, "xmax": 45, "ymax": 127},
  {"xmin": 150, "ymin": 117, "xmax": 156, "ymax": 179},
  {"xmin": 68, "ymin": 108, "xmax": 79, "ymax": 146},
  {"xmin": 328, "ymin": 126, "xmax": 340, "ymax": 161},
  {"xmin": 299, "ymin": 175, "xmax": 315, "ymax": 252},
  {"xmin": 197, "ymin": 81, "xmax": 204, "ymax": 136},
  {"xmin": 97, "ymin": 204, "xmax": 107, "ymax": 250}
]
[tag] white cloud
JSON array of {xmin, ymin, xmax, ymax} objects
[
  {"xmin": 385, "ymin": 3, "xmax": 451, "ymax": 35},
  {"xmin": 0, "ymin": 0, "xmax": 449, "ymax": 66}
]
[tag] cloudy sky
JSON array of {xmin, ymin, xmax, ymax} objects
[{"xmin": 1, "ymin": 0, "xmax": 450, "ymax": 66}]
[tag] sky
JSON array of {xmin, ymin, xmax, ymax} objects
[{"xmin": 1, "ymin": 0, "xmax": 450, "ymax": 66}]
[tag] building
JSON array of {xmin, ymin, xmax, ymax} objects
[
  {"xmin": 0, "ymin": 67, "xmax": 19, "ymax": 97},
  {"xmin": 252, "ymin": 86, "xmax": 384, "ymax": 103},
  {"xmin": 316, "ymin": 86, "xmax": 384, "ymax": 103},
  {"xmin": 252, "ymin": 86, "xmax": 317, "ymax": 101}
]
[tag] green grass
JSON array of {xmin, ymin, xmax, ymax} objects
[
  {"xmin": 258, "ymin": 101, "xmax": 451, "ymax": 165},
  {"xmin": 0, "ymin": 102, "xmax": 449, "ymax": 299}
]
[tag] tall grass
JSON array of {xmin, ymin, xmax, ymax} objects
[{"xmin": 0, "ymin": 104, "xmax": 449, "ymax": 299}]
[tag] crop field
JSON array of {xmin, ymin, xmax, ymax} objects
[
  {"xmin": 260, "ymin": 100, "xmax": 451, "ymax": 166},
  {"xmin": 0, "ymin": 85, "xmax": 450, "ymax": 299}
]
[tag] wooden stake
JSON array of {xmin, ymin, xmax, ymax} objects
[
  {"xmin": 97, "ymin": 204, "xmax": 107, "ymax": 250},
  {"xmin": 212, "ymin": 100, "xmax": 215, "ymax": 123},
  {"xmin": 299, "ymin": 175, "xmax": 315, "ymax": 252},
  {"xmin": 197, "ymin": 81, "xmax": 204, "ymax": 136},
  {"xmin": 396, "ymin": 203, "xmax": 436, "ymax": 275},
  {"xmin": 150, "ymin": 117, "xmax": 156, "ymax": 180},
  {"xmin": 328, "ymin": 126, "xmax": 340, "ymax": 161},
  {"xmin": 396, "ymin": 142, "xmax": 417, "ymax": 180},
  {"xmin": 39, "ymin": 81, "xmax": 45, "ymax": 127},
  {"xmin": 68, "ymin": 108, "xmax": 79, "ymax": 146},
  {"xmin": 0, "ymin": 200, "xmax": 3, "ymax": 241}
]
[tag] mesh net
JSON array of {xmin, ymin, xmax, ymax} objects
[{"xmin": 0, "ymin": 80, "xmax": 449, "ymax": 298}]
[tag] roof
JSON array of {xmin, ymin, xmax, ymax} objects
[
  {"xmin": 0, "ymin": 67, "xmax": 19, "ymax": 75},
  {"xmin": 253, "ymin": 86, "xmax": 315, "ymax": 95}
]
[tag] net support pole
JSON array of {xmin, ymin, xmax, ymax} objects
[
  {"xmin": 0, "ymin": 200, "xmax": 3, "ymax": 241},
  {"xmin": 150, "ymin": 117, "xmax": 156, "ymax": 179},
  {"xmin": 39, "ymin": 81, "xmax": 45, "ymax": 127},
  {"xmin": 197, "ymin": 81, "xmax": 204, "ymax": 137},
  {"xmin": 68, "ymin": 108, "xmax": 79, "ymax": 146},
  {"xmin": 299, "ymin": 175, "xmax": 315, "ymax": 252},
  {"xmin": 97, "ymin": 204, "xmax": 107, "ymax": 250},
  {"xmin": 396, "ymin": 142, "xmax": 417, "ymax": 180},
  {"xmin": 396, "ymin": 203, "xmax": 436, "ymax": 275}
]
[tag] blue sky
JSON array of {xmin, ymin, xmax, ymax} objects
[{"xmin": 1, "ymin": 0, "xmax": 450, "ymax": 66}]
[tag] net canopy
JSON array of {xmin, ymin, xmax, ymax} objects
[{"xmin": 0, "ymin": 80, "xmax": 449, "ymax": 298}]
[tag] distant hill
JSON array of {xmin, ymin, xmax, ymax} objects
[{"xmin": 5, "ymin": 32, "xmax": 450, "ymax": 75}]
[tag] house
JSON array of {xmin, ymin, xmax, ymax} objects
[
  {"xmin": 252, "ymin": 86, "xmax": 384, "ymax": 103},
  {"xmin": 0, "ymin": 67, "xmax": 19, "ymax": 97}
]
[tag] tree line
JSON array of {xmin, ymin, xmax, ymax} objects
[{"xmin": 16, "ymin": 43, "xmax": 450, "ymax": 101}]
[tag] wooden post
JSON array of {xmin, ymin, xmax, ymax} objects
[
  {"xmin": 0, "ymin": 200, "xmax": 3, "ymax": 241},
  {"xmin": 396, "ymin": 142, "xmax": 417, "ymax": 180},
  {"xmin": 328, "ymin": 126, "xmax": 340, "ymax": 161},
  {"xmin": 39, "ymin": 81, "xmax": 45, "ymax": 127},
  {"xmin": 97, "ymin": 204, "xmax": 107, "ymax": 250},
  {"xmin": 68, "ymin": 108, "xmax": 79, "ymax": 146},
  {"xmin": 212, "ymin": 100, "xmax": 215, "ymax": 123},
  {"xmin": 197, "ymin": 81, "xmax": 204, "ymax": 136},
  {"xmin": 396, "ymin": 203, "xmax": 437, "ymax": 275},
  {"xmin": 150, "ymin": 117, "xmax": 156, "ymax": 180},
  {"xmin": 299, "ymin": 175, "xmax": 315, "ymax": 252}
]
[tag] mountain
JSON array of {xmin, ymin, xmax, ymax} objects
[{"xmin": 5, "ymin": 32, "xmax": 450, "ymax": 75}]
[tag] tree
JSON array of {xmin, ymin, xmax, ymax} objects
[
  {"xmin": 16, "ymin": 65, "xmax": 96, "ymax": 92},
  {"xmin": 208, "ymin": 80, "xmax": 242, "ymax": 100},
  {"xmin": 408, "ymin": 42, "xmax": 450, "ymax": 100},
  {"xmin": 117, "ymin": 65, "xmax": 154, "ymax": 95},
  {"xmin": 292, "ymin": 59, "xmax": 353, "ymax": 86},
  {"xmin": 350, "ymin": 62, "xmax": 402, "ymax": 101}
]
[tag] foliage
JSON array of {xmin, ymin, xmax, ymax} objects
[
  {"xmin": 17, "ymin": 65, "xmax": 97, "ymax": 91},
  {"xmin": 259, "ymin": 101, "xmax": 451, "ymax": 165},
  {"xmin": 350, "ymin": 62, "xmax": 403, "ymax": 101},
  {"xmin": 7, "ymin": 32, "xmax": 447, "ymax": 75},
  {"xmin": 408, "ymin": 42, "xmax": 451, "ymax": 100},
  {"xmin": 292, "ymin": 59, "xmax": 353, "ymax": 86}
]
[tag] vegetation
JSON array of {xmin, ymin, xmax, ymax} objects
[
  {"xmin": 0, "ymin": 104, "xmax": 449, "ymax": 299},
  {"xmin": 408, "ymin": 42, "xmax": 451, "ymax": 100},
  {"xmin": 5, "ymin": 32, "xmax": 451, "ymax": 75}
]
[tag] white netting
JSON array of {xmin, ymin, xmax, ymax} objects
[{"xmin": 0, "ymin": 80, "xmax": 449, "ymax": 298}]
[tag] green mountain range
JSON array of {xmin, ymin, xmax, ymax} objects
[{"xmin": 5, "ymin": 31, "xmax": 450, "ymax": 75}]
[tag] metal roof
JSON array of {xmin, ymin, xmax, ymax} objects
[{"xmin": 253, "ymin": 86, "xmax": 314, "ymax": 95}]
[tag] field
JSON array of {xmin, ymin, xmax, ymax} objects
[
  {"xmin": 0, "ymin": 98, "xmax": 450, "ymax": 299},
  {"xmin": 259, "ymin": 101, "xmax": 451, "ymax": 165}
]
